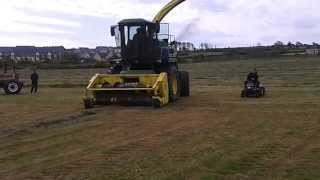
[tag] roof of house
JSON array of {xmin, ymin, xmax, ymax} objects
[{"xmin": 36, "ymin": 46, "xmax": 65, "ymax": 54}]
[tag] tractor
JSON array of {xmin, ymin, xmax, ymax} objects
[{"xmin": 0, "ymin": 58, "xmax": 24, "ymax": 95}]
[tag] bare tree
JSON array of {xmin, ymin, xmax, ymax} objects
[{"xmin": 274, "ymin": 41, "xmax": 284, "ymax": 46}]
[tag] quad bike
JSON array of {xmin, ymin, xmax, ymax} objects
[{"xmin": 241, "ymin": 80, "xmax": 265, "ymax": 98}]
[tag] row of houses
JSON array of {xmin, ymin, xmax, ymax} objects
[
  {"xmin": 67, "ymin": 46, "xmax": 121, "ymax": 62},
  {"xmin": 0, "ymin": 44, "xmax": 319, "ymax": 63},
  {"xmin": 0, "ymin": 46, "xmax": 65, "ymax": 62},
  {"xmin": 0, "ymin": 46, "xmax": 121, "ymax": 63},
  {"xmin": 305, "ymin": 48, "xmax": 320, "ymax": 55}
]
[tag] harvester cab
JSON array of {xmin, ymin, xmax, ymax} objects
[
  {"xmin": 110, "ymin": 19, "xmax": 176, "ymax": 71},
  {"xmin": 84, "ymin": 0, "xmax": 189, "ymax": 108}
]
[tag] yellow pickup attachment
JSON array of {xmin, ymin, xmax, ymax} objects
[{"xmin": 84, "ymin": 73, "xmax": 169, "ymax": 108}]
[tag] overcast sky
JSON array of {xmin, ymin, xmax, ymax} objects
[{"xmin": 0, "ymin": 0, "xmax": 319, "ymax": 48}]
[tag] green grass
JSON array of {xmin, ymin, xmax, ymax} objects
[
  {"xmin": 16, "ymin": 68, "xmax": 106, "ymax": 87},
  {"xmin": 0, "ymin": 56, "xmax": 320, "ymax": 180}
]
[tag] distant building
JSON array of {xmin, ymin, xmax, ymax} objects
[
  {"xmin": 176, "ymin": 42, "xmax": 195, "ymax": 51},
  {"xmin": 0, "ymin": 47, "xmax": 14, "ymax": 59},
  {"xmin": 93, "ymin": 53, "xmax": 102, "ymax": 61},
  {"xmin": 96, "ymin": 46, "xmax": 110, "ymax": 54},
  {"xmin": 37, "ymin": 46, "xmax": 65, "ymax": 61},
  {"xmin": 14, "ymin": 46, "xmax": 36, "ymax": 61},
  {"xmin": 79, "ymin": 52, "xmax": 91, "ymax": 60},
  {"xmin": 0, "ymin": 46, "xmax": 65, "ymax": 62},
  {"xmin": 306, "ymin": 49, "xmax": 319, "ymax": 55},
  {"xmin": 0, "ymin": 46, "xmax": 121, "ymax": 63}
]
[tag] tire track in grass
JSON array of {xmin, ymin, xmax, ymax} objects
[
  {"xmin": 262, "ymin": 128, "xmax": 320, "ymax": 179},
  {"xmin": 0, "ymin": 110, "xmax": 97, "ymax": 138},
  {"xmin": 0, "ymin": 106, "xmax": 209, "ymax": 179}
]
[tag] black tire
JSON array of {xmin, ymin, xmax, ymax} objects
[
  {"xmin": 167, "ymin": 66, "xmax": 180, "ymax": 102},
  {"xmin": 254, "ymin": 90, "xmax": 260, "ymax": 98},
  {"xmin": 4, "ymin": 81, "xmax": 22, "ymax": 95},
  {"xmin": 179, "ymin": 71, "xmax": 190, "ymax": 97},
  {"xmin": 260, "ymin": 87, "xmax": 266, "ymax": 97},
  {"xmin": 84, "ymin": 98, "xmax": 94, "ymax": 109},
  {"xmin": 152, "ymin": 99, "xmax": 161, "ymax": 108},
  {"xmin": 241, "ymin": 90, "xmax": 246, "ymax": 98}
]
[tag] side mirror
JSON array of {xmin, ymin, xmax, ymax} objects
[{"xmin": 110, "ymin": 26, "xmax": 116, "ymax": 36}]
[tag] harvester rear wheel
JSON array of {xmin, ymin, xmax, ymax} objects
[
  {"xmin": 167, "ymin": 66, "xmax": 180, "ymax": 102},
  {"xmin": 179, "ymin": 71, "xmax": 190, "ymax": 97}
]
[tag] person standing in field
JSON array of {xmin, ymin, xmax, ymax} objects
[{"xmin": 30, "ymin": 69, "xmax": 39, "ymax": 94}]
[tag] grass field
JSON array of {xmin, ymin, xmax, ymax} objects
[{"xmin": 0, "ymin": 56, "xmax": 320, "ymax": 180}]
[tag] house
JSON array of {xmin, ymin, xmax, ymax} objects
[
  {"xmin": 79, "ymin": 52, "xmax": 91, "ymax": 60},
  {"xmin": 0, "ymin": 47, "xmax": 14, "ymax": 60},
  {"xmin": 11, "ymin": 46, "xmax": 37, "ymax": 61},
  {"xmin": 95, "ymin": 46, "xmax": 110, "ymax": 54},
  {"xmin": 93, "ymin": 53, "xmax": 102, "ymax": 61},
  {"xmin": 36, "ymin": 46, "xmax": 65, "ymax": 61},
  {"xmin": 306, "ymin": 49, "xmax": 319, "ymax": 55}
]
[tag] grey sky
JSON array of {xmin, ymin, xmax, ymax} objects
[{"xmin": 0, "ymin": 0, "xmax": 319, "ymax": 48}]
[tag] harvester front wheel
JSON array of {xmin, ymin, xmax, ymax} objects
[
  {"xmin": 179, "ymin": 71, "xmax": 190, "ymax": 97},
  {"xmin": 167, "ymin": 66, "xmax": 180, "ymax": 102}
]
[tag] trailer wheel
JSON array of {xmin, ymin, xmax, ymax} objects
[
  {"xmin": 179, "ymin": 71, "xmax": 190, "ymax": 97},
  {"xmin": 4, "ymin": 81, "xmax": 22, "ymax": 95}
]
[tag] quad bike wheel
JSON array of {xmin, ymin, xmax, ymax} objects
[
  {"xmin": 241, "ymin": 90, "xmax": 246, "ymax": 98},
  {"xmin": 259, "ymin": 87, "xmax": 266, "ymax": 97},
  {"xmin": 83, "ymin": 98, "xmax": 94, "ymax": 109}
]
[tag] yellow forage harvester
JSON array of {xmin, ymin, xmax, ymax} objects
[{"xmin": 84, "ymin": 0, "xmax": 190, "ymax": 108}]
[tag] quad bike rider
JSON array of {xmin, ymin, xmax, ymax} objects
[{"xmin": 241, "ymin": 68, "xmax": 265, "ymax": 97}]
